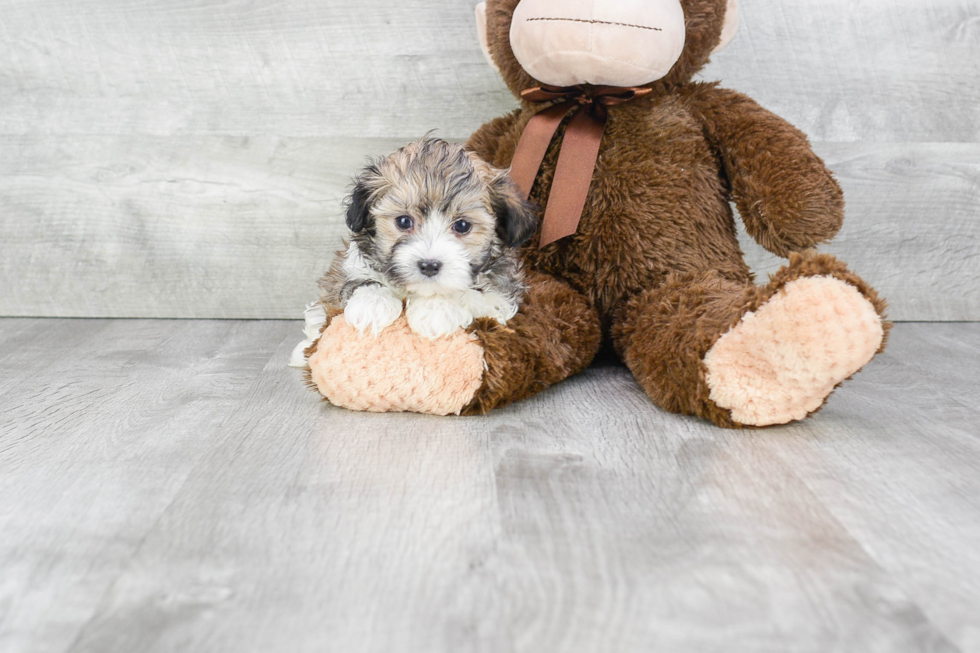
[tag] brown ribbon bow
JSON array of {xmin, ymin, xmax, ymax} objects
[{"xmin": 510, "ymin": 85, "xmax": 653, "ymax": 247}]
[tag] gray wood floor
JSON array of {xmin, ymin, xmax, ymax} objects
[{"xmin": 1, "ymin": 319, "xmax": 979, "ymax": 653}]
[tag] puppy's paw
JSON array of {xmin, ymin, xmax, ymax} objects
[
  {"xmin": 406, "ymin": 296, "xmax": 474, "ymax": 340},
  {"xmin": 288, "ymin": 302, "xmax": 328, "ymax": 369},
  {"xmin": 344, "ymin": 285, "xmax": 403, "ymax": 336},
  {"xmin": 462, "ymin": 289, "xmax": 520, "ymax": 324}
]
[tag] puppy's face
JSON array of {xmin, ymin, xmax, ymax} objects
[{"xmin": 346, "ymin": 138, "xmax": 536, "ymax": 295}]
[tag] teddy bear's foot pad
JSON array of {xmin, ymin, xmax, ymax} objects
[
  {"xmin": 703, "ymin": 276, "xmax": 884, "ymax": 427},
  {"xmin": 308, "ymin": 316, "xmax": 485, "ymax": 416}
]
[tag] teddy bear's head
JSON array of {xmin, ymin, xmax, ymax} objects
[{"xmin": 476, "ymin": 0, "xmax": 738, "ymax": 96}]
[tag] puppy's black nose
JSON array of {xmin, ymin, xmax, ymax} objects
[{"xmin": 418, "ymin": 260, "xmax": 442, "ymax": 277}]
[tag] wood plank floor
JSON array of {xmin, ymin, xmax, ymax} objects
[{"xmin": 1, "ymin": 319, "xmax": 978, "ymax": 653}]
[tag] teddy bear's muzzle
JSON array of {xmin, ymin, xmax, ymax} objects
[{"xmin": 509, "ymin": 0, "xmax": 687, "ymax": 87}]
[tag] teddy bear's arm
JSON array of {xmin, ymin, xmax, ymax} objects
[{"xmin": 686, "ymin": 84, "xmax": 844, "ymax": 257}]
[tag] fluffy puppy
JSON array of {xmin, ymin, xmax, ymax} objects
[{"xmin": 320, "ymin": 136, "xmax": 536, "ymax": 341}]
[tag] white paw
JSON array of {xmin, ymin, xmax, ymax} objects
[
  {"xmin": 405, "ymin": 295, "xmax": 474, "ymax": 340},
  {"xmin": 301, "ymin": 302, "xmax": 328, "ymax": 339},
  {"xmin": 344, "ymin": 285, "xmax": 403, "ymax": 336},
  {"xmin": 288, "ymin": 302, "xmax": 328, "ymax": 369},
  {"xmin": 461, "ymin": 289, "xmax": 519, "ymax": 324},
  {"xmin": 288, "ymin": 340, "xmax": 311, "ymax": 369}
]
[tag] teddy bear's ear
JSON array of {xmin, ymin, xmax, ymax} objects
[
  {"xmin": 475, "ymin": 2, "xmax": 502, "ymax": 75},
  {"xmin": 712, "ymin": 0, "xmax": 740, "ymax": 54}
]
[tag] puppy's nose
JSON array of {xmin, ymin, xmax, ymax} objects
[{"xmin": 417, "ymin": 260, "xmax": 442, "ymax": 277}]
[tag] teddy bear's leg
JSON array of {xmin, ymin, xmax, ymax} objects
[
  {"xmin": 461, "ymin": 270, "xmax": 603, "ymax": 415},
  {"xmin": 306, "ymin": 270, "xmax": 602, "ymax": 416},
  {"xmin": 612, "ymin": 251, "xmax": 890, "ymax": 428}
]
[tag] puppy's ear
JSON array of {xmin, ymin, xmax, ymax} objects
[
  {"xmin": 491, "ymin": 174, "xmax": 538, "ymax": 247},
  {"xmin": 345, "ymin": 171, "xmax": 377, "ymax": 233}
]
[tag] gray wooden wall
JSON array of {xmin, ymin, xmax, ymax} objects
[{"xmin": 1, "ymin": 0, "xmax": 978, "ymax": 320}]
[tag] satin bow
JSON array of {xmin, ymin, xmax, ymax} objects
[{"xmin": 509, "ymin": 85, "xmax": 653, "ymax": 247}]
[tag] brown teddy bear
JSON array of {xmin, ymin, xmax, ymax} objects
[{"xmin": 305, "ymin": 0, "xmax": 889, "ymax": 428}]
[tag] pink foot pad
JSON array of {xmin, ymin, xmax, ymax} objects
[
  {"xmin": 308, "ymin": 316, "xmax": 485, "ymax": 416},
  {"xmin": 704, "ymin": 276, "xmax": 884, "ymax": 427}
]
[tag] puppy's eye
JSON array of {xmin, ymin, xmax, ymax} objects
[
  {"xmin": 395, "ymin": 216, "xmax": 414, "ymax": 231},
  {"xmin": 452, "ymin": 220, "xmax": 472, "ymax": 235}
]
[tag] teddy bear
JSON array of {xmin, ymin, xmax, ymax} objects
[{"xmin": 304, "ymin": 0, "xmax": 889, "ymax": 428}]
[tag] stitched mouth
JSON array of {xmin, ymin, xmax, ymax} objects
[{"xmin": 527, "ymin": 17, "xmax": 662, "ymax": 32}]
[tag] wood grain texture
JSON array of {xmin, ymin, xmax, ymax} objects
[
  {"xmin": 754, "ymin": 322, "xmax": 980, "ymax": 652},
  {"xmin": 1, "ymin": 319, "xmax": 978, "ymax": 652},
  {"xmin": 1, "ymin": 0, "xmax": 978, "ymax": 319},
  {"xmin": 701, "ymin": 0, "xmax": 980, "ymax": 143},
  {"xmin": 0, "ymin": 135, "xmax": 405, "ymax": 318},
  {"xmin": 0, "ymin": 319, "xmax": 287, "ymax": 653},
  {"xmin": 0, "ymin": 0, "xmax": 506, "ymax": 139}
]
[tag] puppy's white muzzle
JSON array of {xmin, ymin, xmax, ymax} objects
[{"xmin": 394, "ymin": 224, "xmax": 473, "ymax": 295}]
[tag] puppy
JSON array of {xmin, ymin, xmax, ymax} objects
[{"xmin": 319, "ymin": 137, "xmax": 536, "ymax": 342}]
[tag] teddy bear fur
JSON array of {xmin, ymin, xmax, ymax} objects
[{"xmin": 306, "ymin": 0, "xmax": 889, "ymax": 427}]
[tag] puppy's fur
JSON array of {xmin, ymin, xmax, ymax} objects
[{"xmin": 320, "ymin": 137, "xmax": 536, "ymax": 340}]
